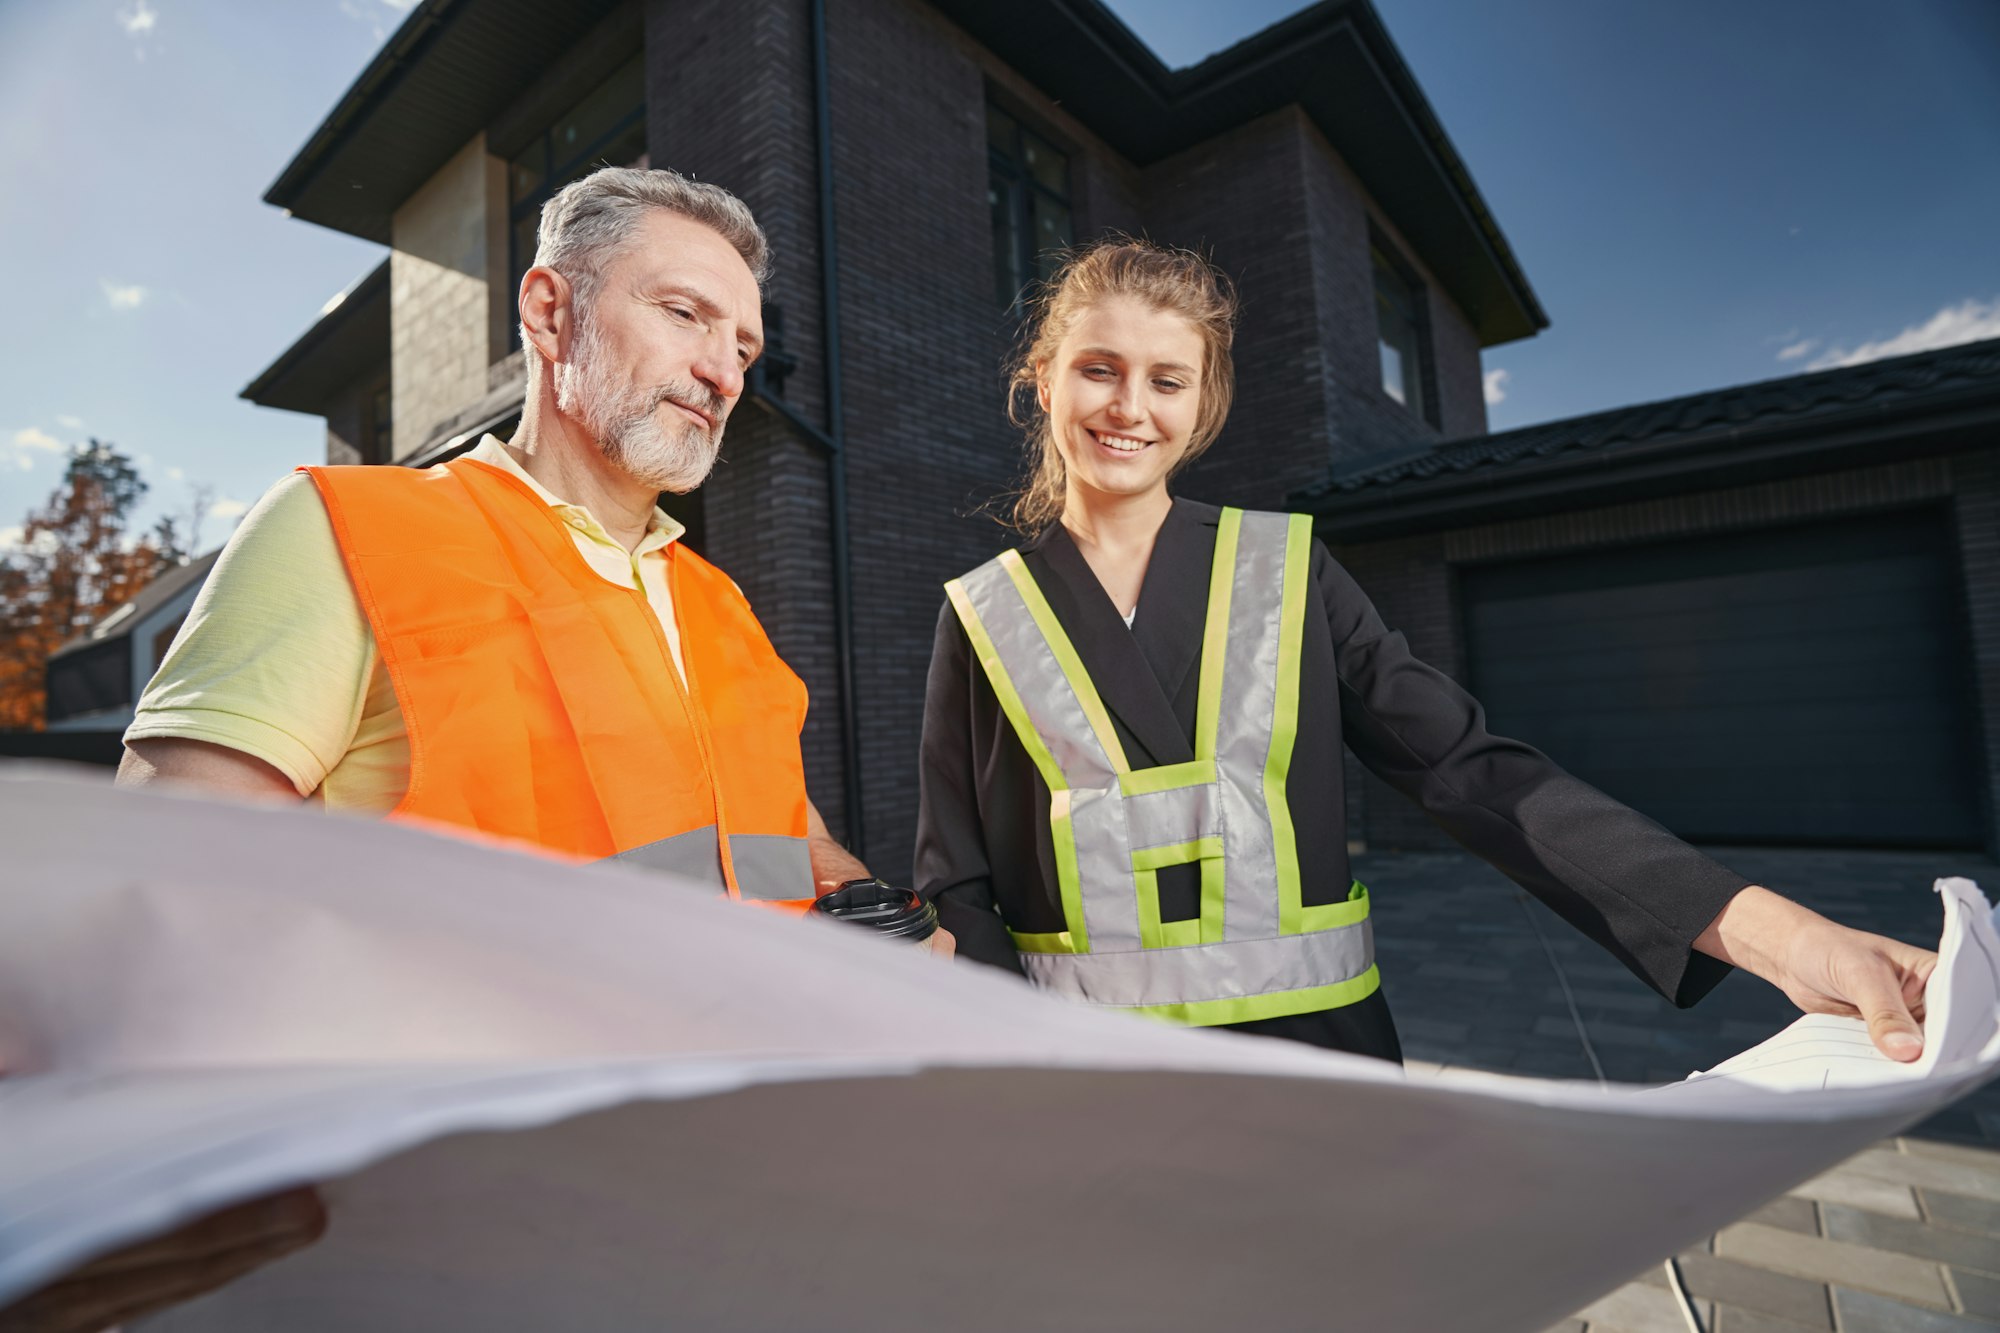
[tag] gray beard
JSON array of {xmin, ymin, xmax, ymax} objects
[{"xmin": 554, "ymin": 315, "xmax": 722, "ymax": 494}]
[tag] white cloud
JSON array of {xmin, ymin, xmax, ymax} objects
[
  {"xmin": 166, "ymin": 465, "xmax": 185, "ymax": 482},
  {"xmin": 12, "ymin": 427, "xmax": 63, "ymax": 453},
  {"xmin": 1776, "ymin": 338, "xmax": 1818, "ymax": 362},
  {"xmin": 0, "ymin": 525, "xmax": 20, "ymax": 549},
  {"xmin": 101, "ymin": 280, "xmax": 148, "ymax": 311},
  {"xmin": 117, "ymin": 0, "xmax": 157, "ymax": 35},
  {"xmin": 1483, "ymin": 368, "xmax": 1510, "ymax": 406},
  {"xmin": 56, "ymin": 414, "xmax": 83, "ymax": 429},
  {"xmin": 208, "ymin": 498, "xmax": 249, "ymax": 522},
  {"xmin": 1803, "ymin": 296, "xmax": 2000, "ymax": 371}
]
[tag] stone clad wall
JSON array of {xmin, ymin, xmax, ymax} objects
[{"xmin": 388, "ymin": 134, "xmax": 506, "ymax": 461}]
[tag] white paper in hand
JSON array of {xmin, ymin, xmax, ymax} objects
[{"xmin": 0, "ymin": 766, "xmax": 1995, "ymax": 1333}]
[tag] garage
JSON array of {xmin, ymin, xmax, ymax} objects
[{"xmin": 1459, "ymin": 508, "xmax": 1984, "ymax": 848}]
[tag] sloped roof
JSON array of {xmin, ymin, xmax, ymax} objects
[
  {"xmin": 49, "ymin": 549, "xmax": 222, "ymax": 662},
  {"xmin": 263, "ymin": 0, "xmax": 1544, "ymax": 345},
  {"xmin": 1296, "ymin": 337, "xmax": 2000, "ymax": 538}
]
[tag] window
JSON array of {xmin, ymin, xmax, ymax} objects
[
  {"xmin": 987, "ymin": 103, "xmax": 1072, "ymax": 311},
  {"xmin": 508, "ymin": 56, "xmax": 648, "ymax": 342},
  {"xmin": 1372, "ymin": 244, "xmax": 1433, "ymax": 424}
]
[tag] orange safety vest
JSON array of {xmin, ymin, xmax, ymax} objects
[{"xmin": 304, "ymin": 457, "xmax": 816, "ymax": 910}]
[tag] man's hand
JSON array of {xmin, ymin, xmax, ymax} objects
[
  {"xmin": 0, "ymin": 1188, "xmax": 326, "ymax": 1333},
  {"xmin": 1695, "ymin": 886, "xmax": 1938, "ymax": 1062},
  {"xmin": 924, "ymin": 926, "xmax": 957, "ymax": 960}
]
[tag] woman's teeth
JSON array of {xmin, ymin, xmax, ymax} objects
[{"xmin": 1093, "ymin": 431, "xmax": 1149, "ymax": 452}]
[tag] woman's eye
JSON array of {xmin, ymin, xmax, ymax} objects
[
  {"xmin": 1154, "ymin": 379, "xmax": 1185, "ymax": 392},
  {"xmin": 1082, "ymin": 365, "xmax": 1114, "ymax": 379}
]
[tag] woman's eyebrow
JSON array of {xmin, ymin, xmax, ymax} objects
[{"xmin": 1071, "ymin": 347, "xmax": 1195, "ymax": 375}]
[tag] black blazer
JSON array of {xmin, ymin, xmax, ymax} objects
[{"xmin": 914, "ymin": 497, "xmax": 1750, "ymax": 1060}]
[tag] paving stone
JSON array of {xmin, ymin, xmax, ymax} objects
[
  {"xmin": 1536, "ymin": 1321, "xmax": 1586, "ymax": 1333},
  {"xmin": 1830, "ymin": 1286, "xmax": 1998, "ymax": 1331},
  {"xmin": 1846, "ymin": 1148, "xmax": 2000, "ymax": 1204},
  {"xmin": 1925, "ymin": 1190, "xmax": 2000, "ymax": 1238},
  {"xmin": 1822, "ymin": 1203, "xmax": 2000, "ymax": 1274},
  {"xmin": 1744, "ymin": 1195, "xmax": 1819, "ymax": 1235},
  {"xmin": 1788, "ymin": 1166, "xmax": 1922, "ymax": 1218},
  {"xmin": 1714, "ymin": 1221, "xmax": 1952, "ymax": 1306},
  {"xmin": 1570, "ymin": 1279, "xmax": 1714, "ymax": 1333},
  {"xmin": 1711, "ymin": 1306, "xmax": 1828, "ymax": 1333},
  {"xmin": 1661, "ymin": 1253, "xmax": 1834, "ymax": 1327},
  {"xmin": 1395, "ymin": 1016, "xmax": 1472, "ymax": 1043},
  {"xmin": 1952, "ymin": 1268, "xmax": 2000, "ymax": 1322},
  {"xmin": 1903, "ymin": 1140, "xmax": 2000, "ymax": 1172}
]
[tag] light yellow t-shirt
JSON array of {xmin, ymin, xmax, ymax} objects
[{"xmin": 127, "ymin": 436, "xmax": 687, "ymax": 812}]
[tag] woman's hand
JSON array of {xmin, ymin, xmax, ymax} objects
[
  {"xmin": 0, "ymin": 1187, "xmax": 326, "ymax": 1333},
  {"xmin": 1694, "ymin": 886, "xmax": 1938, "ymax": 1062}
]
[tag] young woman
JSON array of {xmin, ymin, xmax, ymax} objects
[{"xmin": 914, "ymin": 238, "xmax": 1934, "ymax": 1063}]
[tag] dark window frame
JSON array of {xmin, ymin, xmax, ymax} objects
[
  {"xmin": 986, "ymin": 99, "xmax": 1074, "ymax": 314},
  {"xmin": 1371, "ymin": 236, "xmax": 1440, "ymax": 428},
  {"xmin": 506, "ymin": 56, "xmax": 648, "ymax": 348}
]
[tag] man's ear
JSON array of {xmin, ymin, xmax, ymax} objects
[{"xmin": 518, "ymin": 266, "xmax": 573, "ymax": 364}]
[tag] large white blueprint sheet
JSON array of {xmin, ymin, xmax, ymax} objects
[{"xmin": 0, "ymin": 766, "xmax": 1995, "ymax": 1331}]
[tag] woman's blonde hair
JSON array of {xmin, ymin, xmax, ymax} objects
[{"xmin": 1005, "ymin": 237, "xmax": 1239, "ymax": 533}]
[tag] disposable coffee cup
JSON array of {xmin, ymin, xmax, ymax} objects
[{"xmin": 809, "ymin": 881, "xmax": 939, "ymax": 943}]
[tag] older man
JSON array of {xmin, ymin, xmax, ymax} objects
[
  {"xmin": 121, "ymin": 166, "xmax": 909, "ymax": 915},
  {"xmin": 3, "ymin": 168, "xmax": 945, "ymax": 1333}
]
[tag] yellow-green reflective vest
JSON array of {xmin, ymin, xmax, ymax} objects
[{"xmin": 945, "ymin": 508, "xmax": 1379, "ymax": 1027}]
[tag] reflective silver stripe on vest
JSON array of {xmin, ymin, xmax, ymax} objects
[
  {"xmin": 728, "ymin": 832, "xmax": 813, "ymax": 902},
  {"xmin": 611, "ymin": 824, "xmax": 727, "ymax": 890},
  {"xmin": 950, "ymin": 508, "xmax": 1373, "ymax": 1016},
  {"xmin": 608, "ymin": 826, "xmax": 811, "ymax": 901},
  {"xmin": 1212, "ymin": 509, "xmax": 1291, "ymax": 942},
  {"xmin": 1019, "ymin": 917, "xmax": 1374, "ymax": 1007}
]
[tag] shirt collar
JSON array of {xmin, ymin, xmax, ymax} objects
[{"xmin": 466, "ymin": 434, "xmax": 685, "ymax": 553}]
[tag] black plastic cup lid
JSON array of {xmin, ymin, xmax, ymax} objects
[{"xmin": 809, "ymin": 882, "xmax": 938, "ymax": 941}]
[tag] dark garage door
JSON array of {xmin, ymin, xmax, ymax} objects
[{"xmin": 1460, "ymin": 510, "xmax": 1984, "ymax": 848}]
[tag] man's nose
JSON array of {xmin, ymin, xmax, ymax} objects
[{"xmin": 692, "ymin": 337, "xmax": 745, "ymax": 403}]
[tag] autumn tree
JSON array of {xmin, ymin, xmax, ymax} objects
[{"xmin": 0, "ymin": 440, "xmax": 178, "ymax": 729}]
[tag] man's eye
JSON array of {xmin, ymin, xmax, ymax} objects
[{"xmin": 666, "ymin": 305, "xmax": 694, "ymax": 321}]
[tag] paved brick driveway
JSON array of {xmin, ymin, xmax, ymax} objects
[{"xmin": 1357, "ymin": 846, "xmax": 2000, "ymax": 1331}]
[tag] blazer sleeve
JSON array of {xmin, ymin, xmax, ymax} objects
[
  {"xmin": 913, "ymin": 600, "xmax": 1029, "ymax": 976},
  {"xmin": 1319, "ymin": 543, "xmax": 1749, "ymax": 1007}
]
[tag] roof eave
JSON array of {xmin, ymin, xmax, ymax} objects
[{"xmin": 1296, "ymin": 392, "xmax": 2000, "ymax": 542}]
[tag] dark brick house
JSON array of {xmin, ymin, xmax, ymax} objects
[
  {"xmin": 243, "ymin": 0, "xmax": 1537, "ymax": 876},
  {"xmin": 240, "ymin": 0, "xmax": 2000, "ymax": 874}
]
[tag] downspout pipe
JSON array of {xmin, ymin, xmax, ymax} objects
[{"xmin": 808, "ymin": 0, "xmax": 866, "ymax": 860}]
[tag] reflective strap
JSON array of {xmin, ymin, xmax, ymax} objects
[
  {"xmin": 1268, "ymin": 513, "xmax": 1313, "ymax": 934},
  {"xmin": 1019, "ymin": 915, "xmax": 1374, "ymax": 1014},
  {"xmin": 1208, "ymin": 510, "xmax": 1298, "ymax": 943},
  {"xmin": 609, "ymin": 825, "xmax": 726, "ymax": 890},
  {"xmin": 1134, "ymin": 966, "xmax": 1381, "ymax": 1027},
  {"xmin": 998, "ymin": 551, "xmax": 1130, "ymax": 774},
  {"xmin": 947, "ymin": 571, "xmax": 1091, "ymax": 953},
  {"xmin": 728, "ymin": 833, "xmax": 813, "ymax": 903},
  {"xmin": 604, "ymin": 828, "xmax": 808, "ymax": 903}
]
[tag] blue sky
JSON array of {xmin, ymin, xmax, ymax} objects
[{"xmin": 3, "ymin": 0, "xmax": 1997, "ymax": 548}]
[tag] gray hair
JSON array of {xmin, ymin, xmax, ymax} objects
[{"xmin": 525, "ymin": 166, "xmax": 769, "ymax": 355}]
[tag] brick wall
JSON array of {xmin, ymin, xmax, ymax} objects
[
  {"xmin": 389, "ymin": 134, "xmax": 506, "ymax": 459},
  {"xmin": 1333, "ymin": 454, "xmax": 1985, "ymax": 852}
]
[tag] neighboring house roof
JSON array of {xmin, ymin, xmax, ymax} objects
[
  {"xmin": 48, "ymin": 550, "xmax": 222, "ymax": 663},
  {"xmin": 242, "ymin": 260, "xmax": 390, "ymax": 413},
  {"xmin": 1296, "ymin": 337, "xmax": 2000, "ymax": 540},
  {"xmin": 261, "ymin": 0, "xmax": 1545, "ymax": 346}
]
